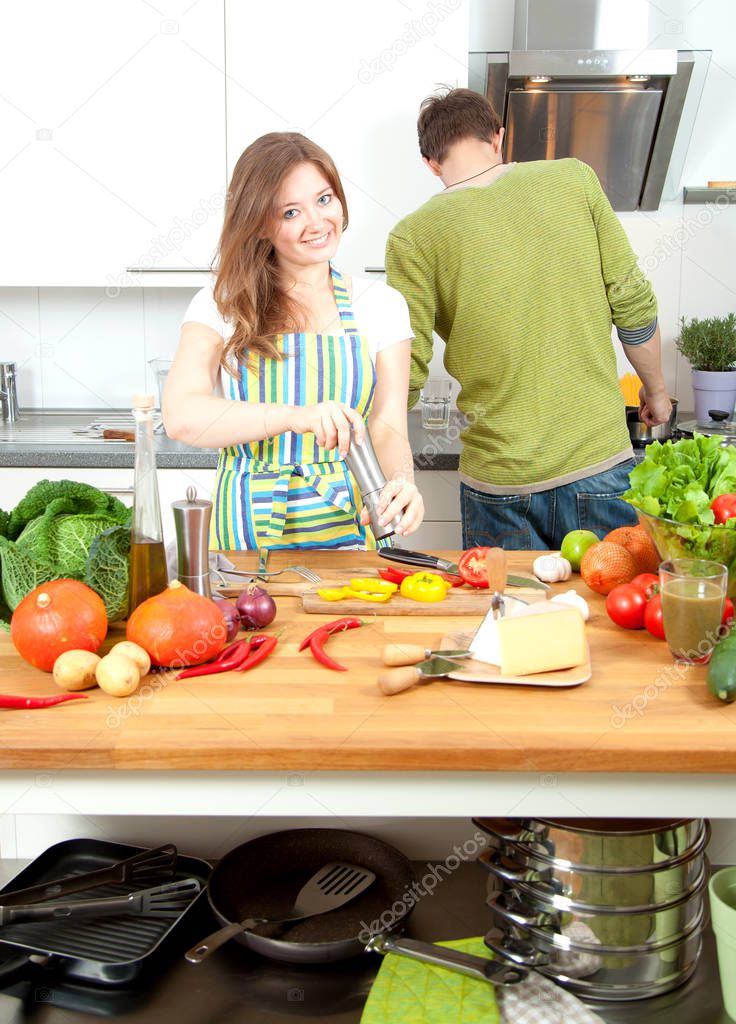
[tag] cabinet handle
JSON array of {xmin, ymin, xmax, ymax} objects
[
  {"xmin": 125, "ymin": 267, "xmax": 212, "ymax": 273},
  {"xmin": 104, "ymin": 487, "xmax": 135, "ymax": 496},
  {"xmin": 363, "ymin": 267, "xmax": 386, "ymax": 274}
]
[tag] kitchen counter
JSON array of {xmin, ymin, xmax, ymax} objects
[
  {"xmin": 0, "ymin": 409, "xmax": 462, "ymax": 470},
  {"xmin": 1, "ymin": 550, "xmax": 735, "ymax": 819}
]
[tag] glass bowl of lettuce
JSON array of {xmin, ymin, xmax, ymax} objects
[{"xmin": 624, "ymin": 434, "xmax": 736, "ymax": 598}]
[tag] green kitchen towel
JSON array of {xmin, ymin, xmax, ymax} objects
[{"xmin": 360, "ymin": 937, "xmax": 500, "ymax": 1024}]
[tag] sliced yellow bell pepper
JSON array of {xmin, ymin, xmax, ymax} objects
[
  {"xmin": 349, "ymin": 578, "xmax": 398, "ymax": 595},
  {"xmin": 317, "ymin": 587, "xmax": 351, "ymax": 602},
  {"xmin": 344, "ymin": 588, "xmax": 393, "ymax": 603},
  {"xmin": 399, "ymin": 572, "xmax": 451, "ymax": 603}
]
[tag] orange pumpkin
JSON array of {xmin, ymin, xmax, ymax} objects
[
  {"xmin": 126, "ymin": 581, "xmax": 228, "ymax": 667},
  {"xmin": 11, "ymin": 579, "xmax": 108, "ymax": 673}
]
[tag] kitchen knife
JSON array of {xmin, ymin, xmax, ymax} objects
[
  {"xmin": 378, "ymin": 548, "xmax": 549, "ymax": 590},
  {"xmin": 377, "ymin": 655, "xmax": 460, "ymax": 696}
]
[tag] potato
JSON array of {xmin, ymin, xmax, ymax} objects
[
  {"xmin": 108, "ymin": 641, "xmax": 151, "ymax": 677},
  {"xmin": 52, "ymin": 650, "xmax": 101, "ymax": 691},
  {"xmin": 96, "ymin": 653, "xmax": 140, "ymax": 697}
]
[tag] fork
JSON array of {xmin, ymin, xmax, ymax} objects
[{"xmin": 221, "ymin": 566, "xmax": 322, "ymax": 584}]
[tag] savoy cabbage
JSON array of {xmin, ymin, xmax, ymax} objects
[{"xmin": 0, "ymin": 479, "xmax": 132, "ymax": 628}]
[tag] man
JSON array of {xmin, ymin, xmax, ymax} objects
[{"xmin": 385, "ymin": 88, "xmax": 671, "ymax": 549}]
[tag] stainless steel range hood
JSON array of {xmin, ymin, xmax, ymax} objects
[{"xmin": 470, "ymin": 0, "xmax": 706, "ymax": 211}]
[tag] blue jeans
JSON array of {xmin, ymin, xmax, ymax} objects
[{"xmin": 461, "ymin": 460, "xmax": 638, "ymax": 551}]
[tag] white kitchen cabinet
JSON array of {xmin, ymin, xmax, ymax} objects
[
  {"xmin": 411, "ymin": 470, "xmax": 461, "ymax": 549},
  {"xmin": 0, "ymin": 0, "xmax": 225, "ymax": 287},
  {"xmin": 224, "ymin": 0, "xmax": 470, "ymax": 273}
]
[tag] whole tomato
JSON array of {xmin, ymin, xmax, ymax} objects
[
  {"xmin": 710, "ymin": 494, "xmax": 736, "ymax": 525},
  {"xmin": 630, "ymin": 573, "xmax": 659, "ymax": 600},
  {"xmin": 606, "ymin": 583, "xmax": 647, "ymax": 630},
  {"xmin": 644, "ymin": 593, "xmax": 666, "ymax": 639},
  {"xmin": 717, "ymin": 597, "xmax": 735, "ymax": 638}
]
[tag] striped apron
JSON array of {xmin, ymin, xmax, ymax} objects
[{"xmin": 211, "ymin": 266, "xmax": 379, "ymax": 551}]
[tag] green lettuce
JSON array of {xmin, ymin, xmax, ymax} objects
[
  {"xmin": 624, "ymin": 434, "xmax": 736, "ymax": 525},
  {"xmin": 0, "ymin": 479, "xmax": 132, "ymax": 629}
]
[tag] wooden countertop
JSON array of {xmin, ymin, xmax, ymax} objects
[{"xmin": 1, "ymin": 550, "xmax": 734, "ymax": 773}]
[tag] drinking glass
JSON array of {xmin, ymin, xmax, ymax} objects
[
  {"xmin": 659, "ymin": 557, "xmax": 727, "ymax": 664},
  {"xmin": 421, "ymin": 379, "xmax": 451, "ymax": 430}
]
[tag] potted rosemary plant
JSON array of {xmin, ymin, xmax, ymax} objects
[{"xmin": 676, "ymin": 314, "xmax": 736, "ymax": 423}]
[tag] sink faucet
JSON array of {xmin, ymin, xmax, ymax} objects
[{"xmin": 0, "ymin": 362, "xmax": 18, "ymax": 423}]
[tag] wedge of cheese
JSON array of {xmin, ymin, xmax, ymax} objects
[{"xmin": 470, "ymin": 603, "xmax": 586, "ymax": 676}]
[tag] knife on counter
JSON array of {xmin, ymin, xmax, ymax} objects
[{"xmin": 378, "ymin": 548, "xmax": 549, "ymax": 590}]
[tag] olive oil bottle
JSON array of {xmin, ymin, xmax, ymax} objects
[{"xmin": 129, "ymin": 394, "xmax": 168, "ymax": 614}]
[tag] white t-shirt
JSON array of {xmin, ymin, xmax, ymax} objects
[{"xmin": 181, "ymin": 272, "xmax": 413, "ymax": 364}]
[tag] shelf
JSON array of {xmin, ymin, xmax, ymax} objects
[{"xmin": 683, "ymin": 187, "xmax": 736, "ymax": 204}]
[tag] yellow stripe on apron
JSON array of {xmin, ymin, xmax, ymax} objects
[{"xmin": 211, "ymin": 265, "xmax": 378, "ymax": 551}]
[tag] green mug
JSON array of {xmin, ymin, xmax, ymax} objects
[{"xmin": 709, "ymin": 867, "xmax": 736, "ymax": 1017}]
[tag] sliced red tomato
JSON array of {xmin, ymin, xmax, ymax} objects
[
  {"xmin": 711, "ymin": 494, "xmax": 736, "ymax": 525},
  {"xmin": 629, "ymin": 573, "xmax": 659, "ymax": 601},
  {"xmin": 378, "ymin": 567, "xmax": 414, "ymax": 585},
  {"xmin": 457, "ymin": 547, "xmax": 492, "ymax": 588},
  {"xmin": 644, "ymin": 593, "xmax": 666, "ymax": 639},
  {"xmin": 606, "ymin": 584, "xmax": 647, "ymax": 629}
]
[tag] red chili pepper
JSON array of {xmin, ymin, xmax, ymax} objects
[
  {"xmin": 298, "ymin": 617, "xmax": 363, "ymax": 652},
  {"xmin": 0, "ymin": 693, "xmax": 88, "ymax": 710},
  {"xmin": 177, "ymin": 641, "xmax": 252, "ymax": 679},
  {"xmin": 214, "ymin": 639, "xmax": 251, "ymax": 664},
  {"xmin": 308, "ymin": 633, "xmax": 348, "ymax": 671},
  {"xmin": 236, "ymin": 634, "xmax": 278, "ymax": 671},
  {"xmin": 378, "ymin": 567, "xmax": 414, "ymax": 585}
]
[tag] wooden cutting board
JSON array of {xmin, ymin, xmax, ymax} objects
[
  {"xmin": 215, "ymin": 567, "xmax": 367, "ymax": 597},
  {"xmin": 217, "ymin": 568, "xmax": 548, "ymax": 603},
  {"xmin": 301, "ymin": 588, "xmax": 545, "ymax": 616},
  {"xmin": 441, "ymin": 631, "xmax": 591, "ymax": 687}
]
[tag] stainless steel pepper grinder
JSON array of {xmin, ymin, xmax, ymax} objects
[
  {"xmin": 344, "ymin": 427, "xmax": 402, "ymax": 543},
  {"xmin": 172, "ymin": 486, "xmax": 213, "ymax": 598}
]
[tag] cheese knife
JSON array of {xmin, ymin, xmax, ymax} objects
[
  {"xmin": 378, "ymin": 548, "xmax": 549, "ymax": 590},
  {"xmin": 377, "ymin": 655, "xmax": 460, "ymax": 695}
]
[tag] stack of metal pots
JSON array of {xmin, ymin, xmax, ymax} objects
[{"xmin": 475, "ymin": 817, "xmax": 710, "ymax": 1002}]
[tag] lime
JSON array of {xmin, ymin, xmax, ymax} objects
[{"xmin": 560, "ymin": 530, "xmax": 599, "ymax": 572}]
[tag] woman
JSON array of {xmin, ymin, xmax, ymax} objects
[{"xmin": 164, "ymin": 132, "xmax": 423, "ymax": 550}]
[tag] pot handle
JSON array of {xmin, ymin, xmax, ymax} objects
[
  {"xmin": 486, "ymin": 891, "xmax": 559, "ymax": 932},
  {"xmin": 367, "ymin": 933, "xmax": 527, "ymax": 986},
  {"xmin": 483, "ymin": 930, "xmax": 550, "ymax": 968},
  {"xmin": 473, "ymin": 818, "xmax": 531, "ymax": 842},
  {"xmin": 478, "ymin": 849, "xmax": 547, "ymax": 886}
]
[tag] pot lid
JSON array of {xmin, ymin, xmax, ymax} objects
[{"xmin": 677, "ymin": 417, "xmax": 736, "ymax": 440}]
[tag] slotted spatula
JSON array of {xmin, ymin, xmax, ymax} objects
[
  {"xmin": 0, "ymin": 877, "xmax": 201, "ymax": 927},
  {"xmin": 0, "ymin": 843, "xmax": 178, "ymax": 907},
  {"xmin": 185, "ymin": 861, "xmax": 376, "ymax": 963}
]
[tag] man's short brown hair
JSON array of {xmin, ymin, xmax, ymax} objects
[{"xmin": 417, "ymin": 88, "xmax": 502, "ymax": 163}]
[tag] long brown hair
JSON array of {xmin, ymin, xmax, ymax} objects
[{"xmin": 214, "ymin": 132, "xmax": 349, "ymax": 369}]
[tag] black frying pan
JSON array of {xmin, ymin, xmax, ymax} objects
[
  {"xmin": 204, "ymin": 828, "xmax": 414, "ymax": 963},
  {"xmin": 196, "ymin": 827, "xmax": 526, "ymax": 984}
]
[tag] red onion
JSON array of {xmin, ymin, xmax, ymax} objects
[
  {"xmin": 212, "ymin": 597, "xmax": 241, "ymax": 642},
  {"xmin": 236, "ymin": 585, "xmax": 277, "ymax": 631}
]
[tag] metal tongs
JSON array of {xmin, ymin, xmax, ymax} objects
[{"xmin": 486, "ymin": 547, "xmax": 506, "ymax": 619}]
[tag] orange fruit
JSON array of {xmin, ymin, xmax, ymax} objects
[
  {"xmin": 580, "ymin": 542, "xmax": 637, "ymax": 595},
  {"xmin": 603, "ymin": 525, "xmax": 660, "ymax": 575}
]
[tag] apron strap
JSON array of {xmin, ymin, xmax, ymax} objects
[{"xmin": 255, "ymin": 462, "xmax": 356, "ymax": 541}]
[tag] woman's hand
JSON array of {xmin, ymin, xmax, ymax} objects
[
  {"xmin": 360, "ymin": 479, "xmax": 424, "ymax": 537},
  {"xmin": 288, "ymin": 402, "xmax": 366, "ymax": 456}
]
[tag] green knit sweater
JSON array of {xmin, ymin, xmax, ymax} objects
[{"xmin": 385, "ymin": 159, "xmax": 657, "ymax": 490}]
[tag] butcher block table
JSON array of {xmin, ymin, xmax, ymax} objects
[{"xmin": 0, "ymin": 550, "xmax": 735, "ymax": 821}]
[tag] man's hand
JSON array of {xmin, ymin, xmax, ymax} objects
[{"xmin": 639, "ymin": 387, "xmax": 672, "ymax": 427}]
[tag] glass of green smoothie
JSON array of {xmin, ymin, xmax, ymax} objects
[{"xmin": 659, "ymin": 558, "xmax": 728, "ymax": 664}]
